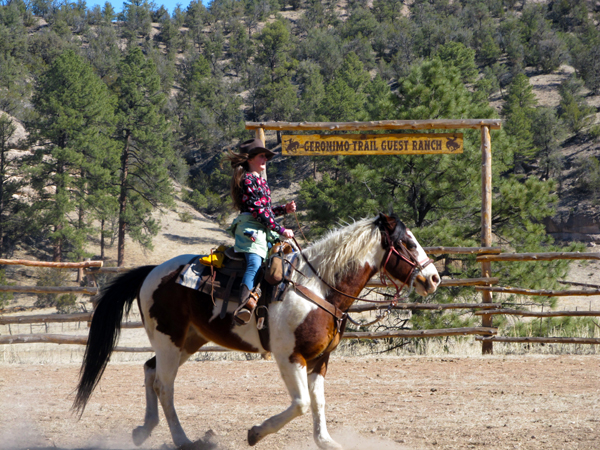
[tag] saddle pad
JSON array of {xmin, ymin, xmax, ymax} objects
[
  {"xmin": 199, "ymin": 270, "xmax": 243, "ymax": 300},
  {"xmin": 177, "ymin": 256, "xmax": 207, "ymax": 290}
]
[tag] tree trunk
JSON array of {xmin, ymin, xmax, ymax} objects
[
  {"xmin": 117, "ymin": 135, "xmax": 130, "ymax": 267},
  {"xmin": 0, "ymin": 134, "xmax": 5, "ymax": 259},
  {"xmin": 53, "ymin": 159, "xmax": 66, "ymax": 262},
  {"xmin": 100, "ymin": 218, "xmax": 105, "ymax": 260}
]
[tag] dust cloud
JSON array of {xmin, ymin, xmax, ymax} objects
[{"xmin": 284, "ymin": 428, "xmax": 409, "ymax": 450}]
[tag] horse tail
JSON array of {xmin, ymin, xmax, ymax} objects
[{"xmin": 73, "ymin": 265, "xmax": 156, "ymax": 415}]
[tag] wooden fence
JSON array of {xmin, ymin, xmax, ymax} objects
[{"xmin": 1, "ymin": 249, "xmax": 599, "ymax": 354}]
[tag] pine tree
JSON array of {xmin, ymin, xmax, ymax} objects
[
  {"xmin": 0, "ymin": 113, "xmax": 27, "ymax": 257},
  {"xmin": 254, "ymin": 18, "xmax": 294, "ymax": 82},
  {"xmin": 177, "ymin": 53, "xmax": 245, "ymax": 155},
  {"xmin": 299, "ymin": 57, "xmax": 570, "ymax": 314},
  {"xmin": 502, "ymin": 73, "xmax": 538, "ymax": 168},
  {"xmin": 113, "ymin": 47, "xmax": 176, "ymax": 266},
  {"xmin": 558, "ymin": 76, "xmax": 595, "ymax": 134},
  {"xmin": 319, "ymin": 52, "xmax": 370, "ymax": 122},
  {"xmin": 29, "ymin": 49, "xmax": 116, "ymax": 262}
]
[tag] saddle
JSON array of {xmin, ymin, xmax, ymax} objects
[
  {"xmin": 176, "ymin": 246, "xmax": 298, "ymax": 351},
  {"xmin": 177, "ymin": 248, "xmax": 246, "ymax": 318}
]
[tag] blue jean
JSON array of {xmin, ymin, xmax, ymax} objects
[{"xmin": 241, "ymin": 252, "xmax": 263, "ymax": 290}]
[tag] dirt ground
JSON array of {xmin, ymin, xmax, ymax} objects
[{"xmin": 1, "ymin": 354, "xmax": 599, "ymax": 450}]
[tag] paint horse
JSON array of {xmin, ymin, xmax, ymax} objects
[{"xmin": 73, "ymin": 213, "xmax": 440, "ymax": 450}]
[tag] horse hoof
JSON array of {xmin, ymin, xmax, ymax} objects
[
  {"xmin": 132, "ymin": 426, "xmax": 150, "ymax": 446},
  {"xmin": 248, "ymin": 426, "xmax": 262, "ymax": 446}
]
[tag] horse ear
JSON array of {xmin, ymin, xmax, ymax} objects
[{"xmin": 375, "ymin": 212, "xmax": 396, "ymax": 231}]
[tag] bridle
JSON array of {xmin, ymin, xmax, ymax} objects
[
  {"xmin": 377, "ymin": 227, "xmax": 434, "ymax": 304},
  {"xmin": 289, "ymin": 223, "xmax": 433, "ymax": 308},
  {"xmin": 281, "ymin": 222, "xmax": 435, "ymax": 336}
]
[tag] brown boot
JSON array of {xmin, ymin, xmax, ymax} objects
[{"xmin": 234, "ymin": 285, "xmax": 259, "ymax": 325}]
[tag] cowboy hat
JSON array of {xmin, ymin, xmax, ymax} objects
[{"xmin": 238, "ymin": 138, "xmax": 275, "ymax": 160}]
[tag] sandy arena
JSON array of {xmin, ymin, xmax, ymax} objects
[{"xmin": 1, "ymin": 354, "xmax": 599, "ymax": 450}]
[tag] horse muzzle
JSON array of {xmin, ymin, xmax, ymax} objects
[{"xmin": 414, "ymin": 270, "xmax": 440, "ymax": 296}]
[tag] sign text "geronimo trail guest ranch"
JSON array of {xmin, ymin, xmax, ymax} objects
[{"xmin": 282, "ymin": 133, "xmax": 463, "ymax": 155}]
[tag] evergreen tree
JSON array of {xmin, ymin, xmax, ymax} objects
[
  {"xmin": 502, "ymin": 73, "xmax": 538, "ymax": 168},
  {"xmin": 296, "ymin": 61, "xmax": 325, "ymax": 122},
  {"xmin": 558, "ymin": 75, "xmax": 595, "ymax": 134},
  {"xmin": 299, "ymin": 57, "xmax": 568, "ymax": 316},
  {"xmin": 254, "ymin": 18, "xmax": 294, "ymax": 82},
  {"xmin": 113, "ymin": 47, "xmax": 177, "ymax": 266},
  {"xmin": 255, "ymin": 77, "xmax": 298, "ymax": 122},
  {"xmin": 531, "ymin": 107, "xmax": 564, "ymax": 180},
  {"xmin": 119, "ymin": 0, "xmax": 152, "ymax": 42},
  {"xmin": 29, "ymin": 49, "xmax": 116, "ymax": 261},
  {"xmin": 0, "ymin": 113, "xmax": 27, "ymax": 257},
  {"xmin": 569, "ymin": 23, "xmax": 600, "ymax": 95},
  {"xmin": 83, "ymin": 23, "xmax": 121, "ymax": 80},
  {"xmin": 177, "ymin": 53, "xmax": 245, "ymax": 155},
  {"xmin": 296, "ymin": 28, "xmax": 343, "ymax": 82},
  {"xmin": 228, "ymin": 20, "xmax": 254, "ymax": 77},
  {"xmin": 319, "ymin": 52, "xmax": 370, "ymax": 122},
  {"xmin": 435, "ymin": 41, "xmax": 478, "ymax": 84}
]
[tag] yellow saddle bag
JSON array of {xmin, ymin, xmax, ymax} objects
[{"xmin": 199, "ymin": 245, "xmax": 227, "ymax": 269}]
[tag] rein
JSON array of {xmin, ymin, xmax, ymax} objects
[{"xmin": 289, "ymin": 227, "xmax": 432, "ymax": 311}]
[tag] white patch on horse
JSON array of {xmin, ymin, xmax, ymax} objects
[{"xmin": 139, "ymin": 254, "xmax": 196, "ymax": 341}]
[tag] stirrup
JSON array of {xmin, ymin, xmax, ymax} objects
[{"xmin": 234, "ymin": 287, "xmax": 261, "ymax": 325}]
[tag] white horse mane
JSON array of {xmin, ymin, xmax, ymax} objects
[{"xmin": 300, "ymin": 216, "xmax": 383, "ymax": 286}]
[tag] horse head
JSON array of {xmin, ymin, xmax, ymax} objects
[{"xmin": 375, "ymin": 213, "xmax": 440, "ymax": 296}]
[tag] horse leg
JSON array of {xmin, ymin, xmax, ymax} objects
[
  {"xmin": 132, "ymin": 357, "xmax": 160, "ymax": 446},
  {"xmin": 308, "ymin": 355, "xmax": 343, "ymax": 450},
  {"xmin": 248, "ymin": 357, "xmax": 311, "ymax": 446},
  {"xmin": 147, "ymin": 327, "xmax": 208, "ymax": 447}
]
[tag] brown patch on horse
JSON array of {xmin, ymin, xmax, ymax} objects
[
  {"xmin": 291, "ymin": 263, "xmax": 378, "ymax": 368},
  {"xmin": 160, "ymin": 267, "xmax": 183, "ymax": 286},
  {"xmin": 149, "ymin": 267, "xmax": 259, "ymax": 353},
  {"xmin": 183, "ymin": 325, "xmax": 209, "ymax": 355}
]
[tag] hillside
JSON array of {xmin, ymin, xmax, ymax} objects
[{"xmin": 0, "ymin": 0, "xmax": 600, "ymax": 317}]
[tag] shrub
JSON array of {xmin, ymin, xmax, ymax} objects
[
  {"xmin": 575, "ymin": 155, "xmax": 600, "ymax": 202},
  {"xmin": 34, "ymin": 268, "xmax": 75, "ymax": 310},
  {"xmin": 178, "ymin": 211, "xmax": 194, "ymax": 223},
  {"xmin": 0, "ymin": 269, "xmax": 14, "ymax": 309}
]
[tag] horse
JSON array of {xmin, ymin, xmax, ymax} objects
[{"xmin": 73, "ymin": 213, "xmax": 440, "ymax": 450}]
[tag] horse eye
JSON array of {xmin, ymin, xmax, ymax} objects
[{"xmin": 405, "ymin": 239, "xmax": 417, "ymax": 250}]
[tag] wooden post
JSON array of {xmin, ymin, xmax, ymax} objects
[
  {"xmin": 481, "ymin": 125, "xmax": 493, "ymax": 355},
  {"xmin": 255, "ymin": 127, "xmax": 267, "ymax": 180}
]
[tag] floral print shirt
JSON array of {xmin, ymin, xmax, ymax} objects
[{"xmin": 240, "ymin": 172, "xmax": 287, "ymax": 234}]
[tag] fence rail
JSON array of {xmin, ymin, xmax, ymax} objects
[
  {"xmin": 2, "ymin": 252, "xmax": 600, "ymax": 354},
  {"xmin": 0, "ymin": 286, "xmax": 98, "ymax": 295},
  {"xmin": 475, "ymin": 286, "xmax": 600, "ymax": 297},
  {"xmin": 474, "ymin": 309, "xmax": 600, "ymax": 317},
  {"xmin": 476, "ymin": 252, "xmax": 600, "ymax": 262},
  {"xmin": 476, "ymin": 336, "xmax": 600, "ymax": 345},
  {"xmin": 0, "ymin": 327, "xmax": 498, "ymax": 352}
]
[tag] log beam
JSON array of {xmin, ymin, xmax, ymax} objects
[
  {"xmin": 343, "ymin": 327, "xmax": 497, "ymax": 340},
  {"xmin": 245, "ymin": 119, "xmax": 502, "ymax": 131},
  {"xmin": 423, "ymin": 246, "xmax": 502, "ymax": 255},
  {"xmin": 475, "ymin": 286, "xmax": 600, "ymax": 296},
  {"xmin": 473, "ymin": 309, "xmax": 600, "ymax": 317},
  {"xmin": 476, "ymin": 336, "xmax": 600, "ymax": 345},
  {"xmin": 0, "ymin": 285, "xmax": 98, "ymax": 295},
  {"xmin": 477, "ymin": 252, "xmax": 600, "ymax": 262},
  {"xmin": 366, "ymin": 277, "xmax": 499, "ymax": 288},
  {"xmin": 349, "ymin": 302, "xmax": 501, "ymax": 313},
  {"xmin": 0, "ymin": 259, "xmax": 102, "ymax": 268}
]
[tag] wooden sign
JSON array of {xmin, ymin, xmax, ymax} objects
[{"xmin": 282, "ymin": 133, "xmax": 463, "ymax": 155}]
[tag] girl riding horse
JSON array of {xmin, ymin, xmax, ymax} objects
[{"xmin": 226, "ymin": 137, "xmax": 296, "ymax": 324}]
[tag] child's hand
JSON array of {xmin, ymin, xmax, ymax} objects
[{"xmin": 285, "ymin": 201, "xmax": 296, "ymax": 213}]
